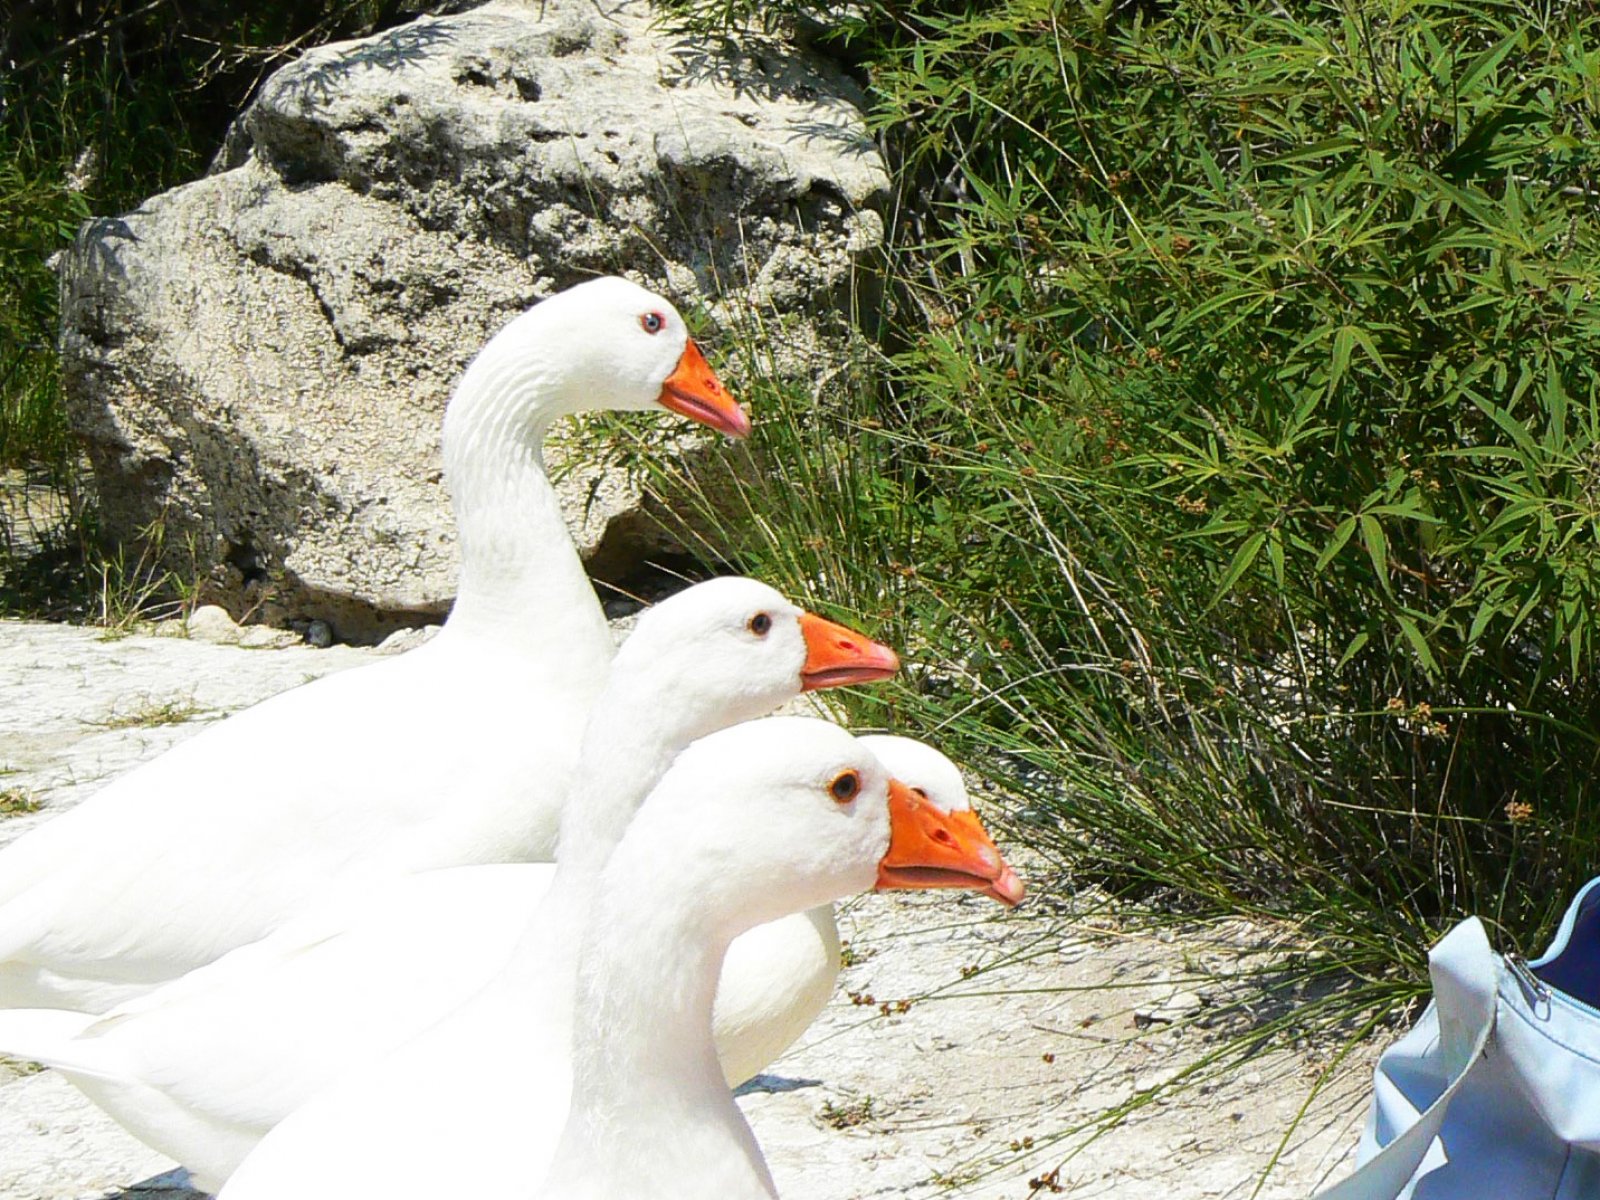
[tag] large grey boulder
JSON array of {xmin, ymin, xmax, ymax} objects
[{"xmin": 59, "ymin": 0, "xmax": 887, "ymax": 641}]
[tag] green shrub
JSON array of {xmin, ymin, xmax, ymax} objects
[
  {"xmin": 661, "ymin": 0, "xmax": 1600, "ymax": 1020},
  {"xmin": 0, "ymin": 103, "xmax": 89, "ymax": 475}
]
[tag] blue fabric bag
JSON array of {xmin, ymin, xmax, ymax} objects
[{"xmin": 1315, "ymin": 878, "xmax": 1600, "ymax": 1199}]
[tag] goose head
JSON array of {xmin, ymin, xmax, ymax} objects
[
  {"xmin": 612, "ymin": 578, "xmax": 899, "ymax": 739},
  {"xmin": 445, "ymin": 276, "xmax": 749, "ymax": 456},
  {"xmin": 628, "ymin": 718, "xmax": 1017, "ymax": 935},
  {"xmin": 859, "ymin": 734, "xmax": 1025, "ymax": 906}
]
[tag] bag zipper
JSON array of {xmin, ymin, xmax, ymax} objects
[
  {"xmin": 1506, "ymin": 952, "xmax": 1552, "ymax": 1009},
  {"xmin": 1505, "ymin": 952, "xmax": 1600, "ymax": 1022}
]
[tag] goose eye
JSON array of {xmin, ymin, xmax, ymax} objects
[
  {"xmin": 640, "ymin": 311, "xmax": 666, "ymax": 335},
  {"xmin": 911, "ymin": 786, "xmax": 929, "ymax": 800},
  {"xmin": 747, "ymin": 612, "xmax": 772, "ymax": 636},
  {"xmin": 829, "ymin": 770, "xmax": 861, "ymax": 804}
]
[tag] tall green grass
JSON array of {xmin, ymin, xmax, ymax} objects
[{"xmin": 656, "ymin": 0, "xmax": 1600, "ymax": 1030}]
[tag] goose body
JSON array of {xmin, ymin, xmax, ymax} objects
[
  {"xmin": 0, "ymin": 864, "xmax": 542, "ymax": 1188},
  {"xmin": 222, "ymin": 720, "xmax": 1020, "ymax": 1200},
  {"xmin": 0, "ymin": 578, "xmax": 899, "ymax": 1191},
  {"xmin": 0, "ymin": 277, "xmax": 748, "ymax": 1013}
]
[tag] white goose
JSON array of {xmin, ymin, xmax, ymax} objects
[
  {"xmin": 541, "ymin": 721, "xmax": 1019, "ymax": 1200},
  {"xmin": 0, "ymin": 577, "xmax": 900, "ymax": 1191},
  {"xmin": 712, "ymin": 733, "xmax": 1023, "ymax": 1085},
  {"xmin": 222, "ymin": 719, "xmax": 1018, "ymax": 1200},
  {"xmin": 0, "ymin": 276, "xmax": 748, "ymax": 1013}
]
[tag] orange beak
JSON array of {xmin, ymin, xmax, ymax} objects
[
  {"xmin": 876, "ymin": 780, "xmax": 1024, "ymax": 907},
  {"xmin": 797, "ymin": 612, "xmax": 900, "ymax": 692},
  {"xmin": 946, "ymin": 810, "xmax": 1026, "ymax": 906},
  {"xmin": 658, "ymin": 338, "xmax": 750, "ymax": 439}
]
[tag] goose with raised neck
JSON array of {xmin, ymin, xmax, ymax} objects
[
  {"xmin": 711, "ymin": 733, "xmax": 1024, "ymax": 1086},
  {"xmin": 0, "ymin": 275, "xmax": 749, "ymax": 1014},
  {"xmin": 501, "ymin": 575, "xmax": 904, "ymax": 1000},
  {"xmin": 439, "ymin": 277, "xmax": 743, "ymax": 655},
  {"xmin": 0, "ymin": 578, "xmax": 897, "ymax": 1192},
  {"xmin": 540, "ymin": 719, "xmax": 1020, "ymax": 1200}
]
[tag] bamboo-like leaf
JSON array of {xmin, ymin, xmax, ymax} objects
[
  {"xmin": 1208, "ymin": 530, "xmax": 1267, "ymax": 609},
  {"xmin": 1468, "ymin": 598, "xmax": 1502, "ymax": 645},
  {"xmin": 1335, "ymin": 629, "xmax": 1371, "ymax": 671},
  {"xmin": 1394, "ymin": 613, "xmax": 1439, "ymax": 675},
  {"xmin": 1367, "ymin": 502, "xmax": 1442, "ymax": 524},
  {"xmin": 1328, "ymin": 327, "xmax": 1355, "ymax": 394},
  {"xmin": 1469, "ymin": 393, "xmax": 1541, "ymax": 457},
  {"xmin": 1268, "ymin": 135, "xmax": 1363, "ymax": 165},
  {"xmin": 1454, "ymin": 27, "xmax": 1525, "ymax": 99},
  {"xmin": 1317, "ymin": 516, "xmax": 1358, "ymax": 571},
  {"xmin": 1359, "ymin": 514, "xmax": 1391, "ymax": 593}
]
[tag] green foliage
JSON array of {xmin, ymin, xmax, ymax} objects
[
  {"xmin": 0, "ymin": 152, "xmax": 85, "ymax": 471},
  {"xmin": 660, "ymin": 0, "xmax": 1600, "ymax": 1024},
  {"xmin": 0, "ymin": 0, "xmax": 425, "ymax": 605}
]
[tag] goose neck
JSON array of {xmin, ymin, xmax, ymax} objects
[
  {"xmin": 553, "ymin": 697, "xmax": 688, "ymax": 876},
  {"xmin": 577, "ymin": 899, "xmax": 728, "ymax": 1085},
  {"xmin": 499, "ymin": 673, "xmax": 691, "ymax": 994},
  {"xmin": 438, "ymin": 354, "xmax": 609, "ymax": 665},
  {"xmin": 551, "ymin": 886, "xmax": 776, "ymax": 1200}
]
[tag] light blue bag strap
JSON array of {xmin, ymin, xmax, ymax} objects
[{"xmin": 1313, "ymin": 917, "xmax": 1499, "ymax": 1200}]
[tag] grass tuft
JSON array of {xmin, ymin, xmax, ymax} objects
[
  {"xmin": 0, "ymin": 788, "xmax": 44, "ymax": 817},
  {"xmin": 92, "ymin": 697, "xmax": 207, "ymax": 730}
]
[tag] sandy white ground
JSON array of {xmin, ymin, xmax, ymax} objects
[{"xmin": 0, "ymin": 619, "xmax": 1375, "ymax": 1199}]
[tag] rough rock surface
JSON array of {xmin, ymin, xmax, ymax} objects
[
  {"xmin": 58, "ymin": 0, "xmax": 888, "ymax": 642},
  {"xmin": 0, "ymin": 620, "xmax": 1375, "ymax": 1200}
]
